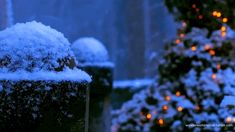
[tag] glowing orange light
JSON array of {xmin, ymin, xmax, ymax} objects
[
  {"xmin": 175, "ymin": 39, "xmax": 181, "ymax": 44},
  {"xmin": 226, "ymin": 117, "xmax": 232, "ymax": 123},
  {"xmin": 216, "ymin": 12, "xmax": 222, "ymax": 17},
  {"xmin": 198, "ymin": 15, "xmax": 203, "ymax": 19},
  {"xmin": 221, "ymin": 26, "xmax": 227, "ymax": 32},
  {"xmin": 222, "ymin": 18, "xmax": 228, "ymax": 23},
  {"xmin": 191, "ymin": 46, "xmax": 197, "ymax": 51},
  {"xmin": 158, "ymin": 119, "xmax": 164, "ymax": 125},
  {"xmin": 162, "ymin": 105, "xmax": 168, "ymax": 111},
  {"xmin": 216, "ymin": 64, "xmax": 221, "ymax": 69},
  {"xmin": 195, "ymin": 105, "xmax": 200, "ymax": 111},
  {"xmin": 209, "ymin": 50, "xmax": 215, "ymax": 56},
  {"xmin": 146, "ymin": 113, "xmax": 152, "ymax": 120},
  {"xmin": 177, "ymin": 106, "xmax": 183, "ymax": 112},
  {"xmin": 182, "ymin": 22, "xmax": 187, "ymax": 27},
  {"xmin": 176, "ymin": 91, "xmax": 181, "ymax": 96},
  {"xmin": 192, "ymin": 4, "xmax": 196, "ymax": 8},
  {"xmin": 212, "ymin": 74, "xmax": 217, "ymax": 80},
  {"xmin": 165, "ymin": 96, "xmax": 171, "ymax": 101},
  {"xmin": 212, "ymin": 11, "xmax": 217, "ymax": 16},
  {"xmin": 179, "ymin": 33, "xmax": 185, "ymax": 38},
  {"xmin": 221, "ymin": 31, "xmax": 227, "ymax": 37},
  {"xmin": 204, "ymin": 44, "xmax": 211, "ymax": 50}
]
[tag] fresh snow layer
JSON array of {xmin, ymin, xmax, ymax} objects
[
  {"xmin": 71, "ymin": 37, "xmax": 109, "ymax": 63},
  {"xmin": 0, "ymin": 21, "xmax": 75, "ymax": 72},
  {"xmin": 113, "ymin": 79, "xmax": 154, "ymax": 89},
  {"xmin": 220, "ymin": 96, "xmax": 235, "ymax": 107},
  {"xmin": 0, "ymin": 68, "xmax": 91, "ymax": 82},
  {"xmin": 78, "ymin": 62, "xmax": 114, "ymax": 68}
]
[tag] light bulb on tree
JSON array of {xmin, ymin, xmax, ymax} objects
[
  {"xmin": 212, "ymin": 74, "xmax": 217, "ymax": 80},
  {"xmin": 216, "ymin": 12, "xmax": 222, "ymax": 17},
  {"xmin": 221, "ymin": 31, "xmax": 227, "ymax": 37},
  {"xmin": 165, "ymin": 96, "xmax": 171, "ymax": 101},
  {"xmin": 146, "ymin": 113, "xmax": 152, "ymax": 120},
  {"xmin": 162, "ymin": 105, "xmax": 168, "ymax": 111},
  {"xmin": 204, "ymin": 44, "xmax": 211, "ymax": 50},
  {"xmin": 212, "ymin": 11, "xmax": 218, "ymax": 16},
  {"xmin": 158, "ymin": 119, "xmax": 164, "ymax": 126},
  {"xmin": 177, "ymin": 106, "xmax": 183, "ymax": 112},
  {"xmin": 176, "ymin": 91, "xmax": 181, "ymax": 96},
  {"xmin": 216, "ymin": 64, "xmax": 221, "ymax": 69},
  {"xmin": 191, "ymin": 46, "xmax": 197, "ymax": 51},
  {"xmin": 222, "ymin": 18, "xmax": 228, "ymax": 23},
  {"xmin": 209, "ymin": 50, "xmax": 215, "ymax": 56},
  {"xmin": 195, "ymin": 105, "xmax": 200, "ymax": 111},
  {"xmin": 226, "ymin": 117, "xmax": 232, "ymax": 123},
  {"xmin": 175, "ymin": 39, "xmax": 181, "ymax": 44},
  {"xmin": 179, "ymin": 33, "xmax": 185, "ymax": 38}
]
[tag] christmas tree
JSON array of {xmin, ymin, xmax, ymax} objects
[
  {"xmin": 165, "ymin": 0, "xmax": 235, "ymax": 34},
  {"xmin": 112, "ymin": 1, "xmax": 235, "ymax": 131}
]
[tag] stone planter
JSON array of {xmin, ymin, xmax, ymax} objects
[{"xmin": 79, "ymin": 63, "xmax": 113, "ymax": 132}]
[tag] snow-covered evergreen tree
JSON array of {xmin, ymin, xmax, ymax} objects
[{"xmin": 112, "ymin": 25, "xmax": 235, "ymax": 132}]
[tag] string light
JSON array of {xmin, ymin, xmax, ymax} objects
[
  {"xmin": 179, "ymin": 33, "xmax": 185, "ymax": 38},
  {"xmin": 222, "ymin": 18, "xmax": 228, "ymax": 23},
  {"xmin": 146, "ymin": 113, "xmax": 152, "ymax": 120},
  {"xmin": 176, "ymin": 91, "xmax": 181, "ymax": 96},
  {"xmin": 209, "ymin": 50, "xmax": 215, "ymax": 56},
  {"xmin": 216, "ymin": 12, "xmax": 222, "ymax": 17},
  {"xmin": 226, "ymin": 117, "xmax": 232, "ymax": 123},
  {"xmin": 221, "ymin": 31, "xmax": 227, "ymax": 37},
  {"xmin": 191, "ymin": 46, "xmax": 197, "ymax": 51},
  {"xmin": 216, "ymin": 64, "xmax": 221, "ymax": 69},
  {"xmin": 212, "ymin": 11, "xmax": 218, "ymax": 16},
  {"xmin": 195, "ymin": 105, "xmax": 200, "ymax": 111},
  {"xmin": 182, "ymin": 22, "xmax": 187, "ymax": 27},
  {"xmin": 165, "ymin": 96, "xmax": 171, "ymax": 101},
  {"xmin": 204, "ymin": 44, "xmax": 211, "ymax": 50},
  {"xmin": 162, "ymin": 105, "xmax": 168, "ymax": 111},
  {"xmin": 192, "ymin": 4, "xmax": 196, "ymax": 8},
  {"xmin": 177, "ymin": 106, "xmax": 183, "ymax": 112},
  {"xmin": 212, "ymin": 74, "xmax": 217, "ymax": 80},
  {"xmin": 175, "ymin": 39, "xmax": 181, "ymax": 44},
  {"xmin": 221, "ymin": 26, "xmax": 226, "ymax": 32},
  {"xmin": 198, "ymin": 15, "xmax": 203, "ymax": 19},
  {"xmin": 158, "ymin": 119, "xmax": 164, "ymax": 125}
]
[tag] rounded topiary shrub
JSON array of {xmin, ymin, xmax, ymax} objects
[
  {"xmin": 0, "ymin": 21, "xmax": 76, "ymax": 72},
  {"xmin": 72, "ymin": 37, "xmax": 113, "ymax": 132},
  {"xmin": 0, "ymin": 21, "xmax": 91, "ymax": 132},
  {"xmin": 71, "ymin": 37, "xmax": 109, "ymax": 63}
]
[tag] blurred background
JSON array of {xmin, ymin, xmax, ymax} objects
[{"xmin": 0, "ymin": 0, "xmax": 177, "ymax": 80}]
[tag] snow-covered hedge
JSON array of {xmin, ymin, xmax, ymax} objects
[
  {"xmin": 0, "ymin": 21, "xmax": 91, "ymax": 131},
  {"xmin": 71, "ymin": 37, "xmax": 109, "ymax": 64},
  {"xmin": 0, "ymin": 79, "xmax": 88, "ymax": 132},
  {"xmin": 0, "ymin": 21, "xmax": 76, "ymax": 72}
]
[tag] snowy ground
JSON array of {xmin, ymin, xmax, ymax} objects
[{"xmin": 112, "ymin": 79, "xmax": 154, "ymax": 109}]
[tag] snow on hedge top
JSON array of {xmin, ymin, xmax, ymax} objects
[
  {"xmin": 0, "ymin": 21, "xmax": 76, "ymax": 72},
  {"xmin": 71, "ymin": 37, "xmax": 109, "ymax": 63},
  {"xmin": 0, "ymin": 68, "xmax": 91, "ymax": 82}
]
